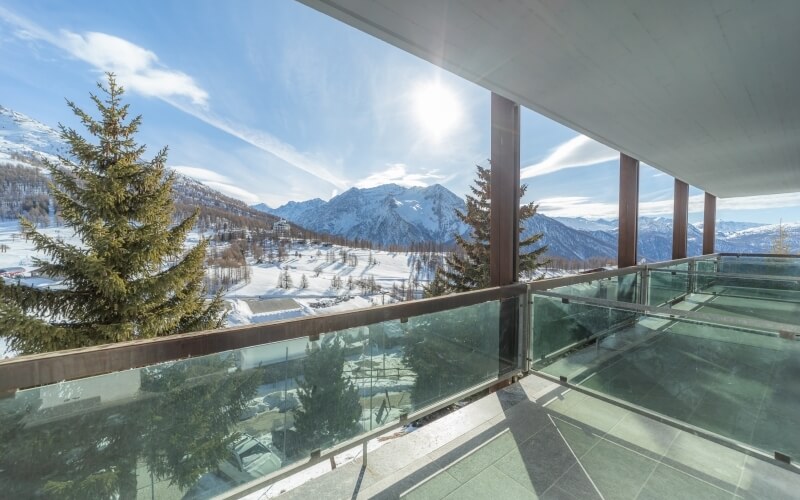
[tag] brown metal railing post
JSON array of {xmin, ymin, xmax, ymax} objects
[
  {"xmin": 490, "ymin": 92, "xmax": 520, "ymax": 287},
  {"xmin": 618, "ymin": 153, "xmax": 640, "ymax": 268},
  {"xmin": 672, "ymin": 179, "xmax": 689, "ymax": 259},
  {"xmin": 491, "ymin": 93, "xmax": 521, "ymax": 376},
  {"xmin": 703, "ymin": 193, "xmax": 716, "ymax": 254}
]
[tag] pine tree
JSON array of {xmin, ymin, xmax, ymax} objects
[
  {"xmin": 425, "ymin": 164, "xmax": 547, "ymax": 296},
  {"xmin": 293, "ymin": 337, "xmax": 362, "ymax": 451},
  {"xmin": 0, "ymin": 74, "xmax": 223, "ymax": 354},
  {"xmin": 300, "ymin": 274, "xmax": 309, "ymax": 289},
  {"xmin": 771, "ymin": 219, "xmax": 792, "ymax": 254}
]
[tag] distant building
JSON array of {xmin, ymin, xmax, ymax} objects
[
  {"xmin": 0, "ymin": 267, "xmax": 25, "ymax": 278},
  {"xmin": 272, "ymin": 219, "xmax": 291, "ymax": 238}
]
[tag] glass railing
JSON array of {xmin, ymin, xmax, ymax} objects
[
  {"xmin": 530, "ymin": 292, "xmax": 638, "ymax": 365},
  {"xmin": 719, "ymin": 254, "xmax": 800, "ymax": 277},
  {"xmin": 647, "ymin": 267, "xmax": 800, "ymax": 324},
  {"xmin": 647, "ymin": 262, "xmax": 690, "ymax": 306},
  {"xmin": 529, "ymin": 294, "xmax": 800, "ymax": 463},
  {"xmin": 549, "ymin": 272, "xmax": 640, "ymax": 303},
  {"xmin": 0, "ymin": 293, "xmax": 522, "ymax": 499}
]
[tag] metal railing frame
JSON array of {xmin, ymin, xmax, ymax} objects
[
  {"xmin": 3, "ymin": 252, "xmax": 799, "ymax": 496},
  {"xmin": 0, "ymin": 283, "xmax": 527, "ymax": 393}
]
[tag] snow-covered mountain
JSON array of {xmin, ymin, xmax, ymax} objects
[
  {"xmin": 261, "ymin": 184, "xmax": 619, "ymax": 258},
  {"xmin": 0, "ymin": 105, "xmax": 67, "ymax": 168},
  {"xmin": 261, "ymin": 184, "xmax": 467, "ymax": 246},
  {"xmin": 721, "ymin": 222, "xmax": 800, "ymax": 254},
  {"xmin": 693, "ymin": 220, "xmax": 763, "ymax": 236},
  {"xmin": 253, "ymin": 198, "xmax": 326, "ymax": 223},
  {"xmin": 522, "ymin": 216, "xmax": 617, "ymax": 261},
  {"xmin": 3, "ymin": 103, "xmax": 796, "ymax": 260}
]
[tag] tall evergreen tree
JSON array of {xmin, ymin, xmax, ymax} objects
[
  {"xmin": 426, "ymin": 164, "xmax": 547, "ymax": 296},
  {"xmin": 771, "ymin": 219, "xmax": 792, "ymax": 254},
  {"xmin": 0, "ymin": 74, "xmax": 223, "ymax": 354}
]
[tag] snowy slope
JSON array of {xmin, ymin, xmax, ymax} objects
[
  {"xmin": 722, "ymin": 222, "xmax": 800, "ymax": 253},
  {"xmin": 0, "ymin": 105, "xmax": 66, "ymax": 166},
  {"xmin": 521, "ymin": 215, "xmax": 617, "ymax": 260}
]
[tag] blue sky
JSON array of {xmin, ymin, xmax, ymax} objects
[{"xmin": 1, "ymin": 0, "xmax": 799, "ymax": 224}]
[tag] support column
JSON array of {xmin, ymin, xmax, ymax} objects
[
  {"xmin": 618, "ymin": 153, "xmax": 640, "ymax": 268},
  {"xmin": 490, "ymin": 93, "xmax": 520, "ymax": 286},
  {"xmin": 672, "ymin": 179, "xmax": 689, "ymax": 259},
  {"xmin": 703, "ymin": 192, "xmax": 716, "ymax": 254}
]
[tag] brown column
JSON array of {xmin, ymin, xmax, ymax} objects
[
  {"xmin": 490, "ymin": 93, "xmax": 520, "ymax": 286},
  {"xmin": 672, "ymin": 179, "xmax": 689, "ymax": 259},
  {"xmin": 703, "ymin": 192, "xmax": 716, "ymax": 254},
  {"xmin": 618, "ymin": 153, "xmax": 640, "ymax": 268}
]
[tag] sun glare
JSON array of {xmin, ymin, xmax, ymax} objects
[{"xmin": 412, "ymin": 81, "xmax": 462, "ymax": 141}]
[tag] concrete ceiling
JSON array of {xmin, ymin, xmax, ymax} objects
[{"xmin": 299, "ymin": 0, "xmax": 800, "ymax": 198}]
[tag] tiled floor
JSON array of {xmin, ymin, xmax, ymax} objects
[{"xmin": 273, "ymin": 375, "xmax": 800, "ymax": 500}]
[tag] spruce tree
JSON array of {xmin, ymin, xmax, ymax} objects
[
  {"xmin": 426, "ymin": 164, "xmax": 547, "ymax": 296},
  {"xmin": 771, "ymin": 220, "xmax": 792, "ymax": 254},
  {"xmin": 0, "ymin": 74, "xmax": 223, "ymax": 354}
]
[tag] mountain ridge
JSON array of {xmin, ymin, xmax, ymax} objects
[{"xmin": 2, "ymin": 103, "xmax": 796, "ymax": 259}]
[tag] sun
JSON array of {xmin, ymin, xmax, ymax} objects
[{"xmin": 412, "ymin": 81, "xmax": 462, "ymax": 141}]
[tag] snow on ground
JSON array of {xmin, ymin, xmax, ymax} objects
[
  {"xmin": 223, "ymin": 242, "xmax": 433, "ymax": 325},
  {"xmin": 0, "ymin": 222, "xmax": 436, "ymax": 352}
]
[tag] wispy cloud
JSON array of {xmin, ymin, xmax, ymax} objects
[
  {"xmin": 170, "ymin": 164, "xmax": 260, "ymax": 203},
  {"xmin": 355, "ymin": 163, "xmax": 444, "ymax": 189},
  {"xmin": 718, "ymin": 192, "xmax": 800, "ymax": 211},
  {"xmin": 521, "ymin": 135, "xmax": 618, "ymax": 178},
  {"xmin": 171, "ymin": 165, "xmax": 232, "ymax": 184},
  {"xmin": 538, "ymin": 196, "xmax": 698, "ymax": 219},
  {"xmin": 60, "ymin": 31, "xmax": 209, "ymax": 106},
  {"xmin": 538, "ymin": 192, "xmax": 800, "ymax": 219},
  {"xmin": 164, "ymin": 100, "xmax": 349, "ymax": 190},
  {"xmin": 0, "ymin": 7, "xmax": 347, "ymax": 190}
]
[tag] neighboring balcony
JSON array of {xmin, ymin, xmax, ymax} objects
[{"xmin": 1, "ymin": 253, "xmax": 799, "ymax": 499}]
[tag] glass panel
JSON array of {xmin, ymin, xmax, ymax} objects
[
  {"xmin": 694, "ymin": 259, "xmax": 718, "ymax": 291},
  {"xmin": 530, "ymin": 294, "xmax": 638, "ymax": 365},
  {"xmin": 680, "ymin": 271, "xmax": 800, "ymax": 325},
  {"xmin": 720, "ymin": 255, "xmax": 800, "ymax": 277},
  {"xmin": 647, "ymin": 263, "xmax": 689, "ymax": 306},
  {"xmin": 550, "ymin": 272, "xmax": 639, "ymax": 303},
  {"xmin": 0, "ymin": 298, "xmax": 517, "ymax": 499},
  {"xmin": 531, "ymin": 298, "xmax": 800, "ymax": 462}
]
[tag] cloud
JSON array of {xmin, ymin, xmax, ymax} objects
[
  {"xmin": 718, "ymin": 192, "xmax": 800, "ymax": 211},
  {"xmin": 0, "ymin": 7, "xmax": 348, "ymax": 190},
  {"xmin": 0, "ymin": 5, "xmax": 209, "ymax": 107},
  {"xmin": 355, "ymin": 163, "xmax": 444, "ymax": 189},
  {"xmin": 203, "ymin": 182, "xmax": 260, "ymax": 204},
  {"xmin": 58, "ymin": 32, "xmax": 209, "ymax": 106},
  {"xmin": 537, "ymin": 197, "xmax": 620, "ymax": 219},
  {"xmin": 539, "ymin": 196, "xmax": 704, "ymax": 219},
  {"xmin": 521, "ymin": 135, "xmax": 618, "ymax": 178},
  {"xmin": 171, "ymin": 165, "xmax": 231, "ymax": 184},
  {"xmin": 164, "ymin": 100, "xmax": 349, "ymax": 190},
  {"xmin": 171, "ymin": 165, "xmax": 260, "ymax": 203},
  {"xmin": 538, "ymin": 192, "xmax": 800, "ymax": 219}
]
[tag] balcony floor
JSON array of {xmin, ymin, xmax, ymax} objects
[{"xmin": 270, "ymin": 375, "xmax": 799, "ymax": 500}]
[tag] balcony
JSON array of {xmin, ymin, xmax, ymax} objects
[{"xmin": 1, "ymin": 254, "xmax": 799, "ymax": 499}]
